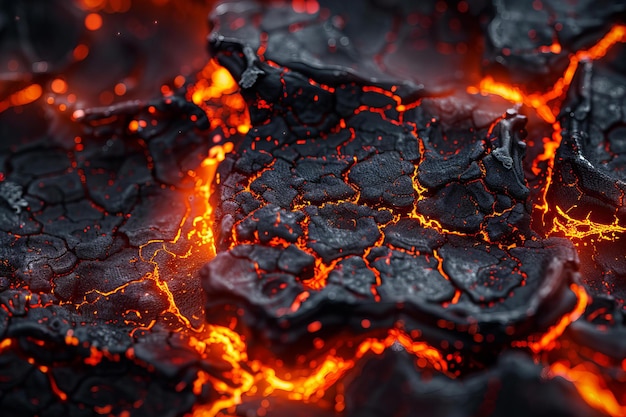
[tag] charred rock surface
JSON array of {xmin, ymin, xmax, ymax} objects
[
  {"xmin": 547, "ymin": 46, "xmax": 626, "ymax": 300},
  {"xmin": 203, "ymin": 235, "xmax": 581, "ymax": 372},
  {"xmin": 414, "ymin": 104, "xmax": 532, "ymax": 241},
  {"xmin": 482, "ymin": 0, "xmax": 626, "ymax": 91},
  {"xmin": 341, "ymin": 350, "xmax": 605, "ymax": 417},
  {"xmin": 0, "ymin": 91, "xmax": 228, "ymax": 416},
  {"xmin": 550, "ymin": 59, "xmax": 626, "ymax": 227},
  {"xmin": 2, "ymin": 0, "xmax": 626, "ymax": 416},
  {"xmin": 0, "ymin": 96, "xmax": 212, "ymax": 329},
  {"xmin": 209, "ymin": 0, "xmax": 489, "ymax": 99},
  {"xmin": 204, "ymin": 14, "xmax": 583, "ymax": 377}
]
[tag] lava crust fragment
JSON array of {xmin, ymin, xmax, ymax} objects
[{"xmin": 203, "ymin": 25, "xmax": 585, "ymax": 374}]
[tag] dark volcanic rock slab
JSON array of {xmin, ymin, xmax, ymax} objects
[
  {"xmin": 204, "ymin": 30, "xmax": 585, "ymax": 374},
  {"xmin": 341, "ymin": 350, "xmax": 605, "ymax": 417},
  {"xmin": 549, "ymin": 58, "xmax": 626, "ymax": 226},
  {"xmin": 4, "ymin": 0, "xmax": 626, "ymax": 416},
  {"xmin": 547, "ymin": 49, "xmax": 626, "ymax": 301},
  {"xmin": 482, "ymin": 0, "xmax": 626, "ymax": 91},
  {"xmin": 202, "ymin": 235, "xmax": 582, "ymax": 372},
  {"xmin": 413, "ymin": 103, "xmax": 531, "ymax": 241},
  {"xmin": 209, "ymin": 0, "xmax": 488, "ymax": 99}
]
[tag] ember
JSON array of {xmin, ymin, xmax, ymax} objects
[{"xmin": 1, "ymin": 1, "xmax": 626, "ymax": 417}]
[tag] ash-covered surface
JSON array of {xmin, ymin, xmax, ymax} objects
[{"xmin": 1, "ymin": 0, "xmax": 626, "ymax": 417}]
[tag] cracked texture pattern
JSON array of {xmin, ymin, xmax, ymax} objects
[{"xmin": 1, "ymin": 0, "xmax": 626, "ymax": 416}]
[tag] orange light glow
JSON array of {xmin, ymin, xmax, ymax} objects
[
  {"xmin": 0, "ymin": 84, "xmax": 43, "ymax": 113},
  {"xmin": 550, "ymin": 361, "xmax": 626, "ymax": 417},
  {"xmin": 189, "ymin": 326, "xmax": 446, "ymax": 416},
  {"xmin": 114, "ymin": 82, "xmax": 127, "ymax": 96},
  {"xmin": 51, "ymin": 79, "xmax": 68, "ymax": 94},
  {"xmin": 85, "ymin": 13, "xmax": 103, "ymax": 31},
  {"xmin": 0, "ymin": 339, "xmax": 12, "ymax": 351},
  {"xmin": 78, "ymin": 0, "xmax": 106, "ymax": 9},
  {"xmin": 186, "ymin": 60, "xmax": 251, "ymax": 136},
  {"xmin": 517, "ymin": 284, "xmax": 588, "ymax": 353},
  {"xmin": 174, "ymin": 75, "xmax": 186, "ymax": 88},
  {"xmin": 469, "ymin": 25, "xmax": 626, "ymax": 124},
  {"xmin": 73, "ymin": 44, "xmax": 90, "ymax": 61}
]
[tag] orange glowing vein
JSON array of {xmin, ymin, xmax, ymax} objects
[
  {"xmin": 550, "ymin": 360, "xmax": 626, "ymax": 417},
  {"xmin": 136, "ymin": 142, "xmax": 233, "ymax": 329},
  {"xmin": 74, "ymin": 141, "xmax": 234, "ymax": 328},
  {"xmin": 188, "ymin": 326, "xmax": 447, "ymax": 417},
  {"xmin": 2, "ymin": 39, "xmax": 614, "ymax": 416},
  {"xmin": 137, "ymin": 220, "xmax": 196, "ymax": 328},
  {"xmin": 163, "ymin": 27, "xmax": 625, "ymax": 417},
  {"xmin": 134, "ymin": 60, "xmax": 245, "ymax": 327},
  {"xmin": 183, "ymin": 66, "xmax": 592, "ymax": 416},
  {"xmin": 80, "ymin": 59, "xmax": 247, "ymax": 328},
  {"xmin": 469, "ymin": 25, "xmax": 626, "ymax": 124},
  {"xmin": 0, "ymin": 84, "xmax": 43, "ymax": 113},
  {"xmin": 408, "ymin": 135, "xmax": 493, "ymax": 243},
  {"xmin": 74, "ymin": 42, "xmax": 622, "ymax": 415},
  {"xmin": 551, "ymin": 205, "xmax": 626, "ymax": 241},
  {"xmin": 512, "ymin": 283, "xmax": 588, "ymax": 353},
  {"xmin": 468, "ymin": 24, "xmax": 626, "ymax": 225},
  {"xmin": 184, "ymin": 139, "xmax": 455, "ymax": 413}
]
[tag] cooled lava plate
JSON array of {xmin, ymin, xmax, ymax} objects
[{"xmin": 1, "ymin": 0, "xmax": 626, "ymax": 417}]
